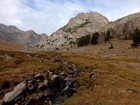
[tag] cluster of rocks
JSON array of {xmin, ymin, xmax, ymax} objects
[{"xmin": 2, "ymin": 66, "xmax": 79, "ymax": 105}]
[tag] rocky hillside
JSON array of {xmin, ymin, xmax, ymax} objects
[
  {"xmin": 100, "ymin": 12, "xmax": 140, "ymax": 39},
  {"xmin": 4, "ymin": 12, "xmax": 138, "ymax": 50},
  {"xmin": 0, "ymin": 24, "xmax": 48, "ymax": 46},
  {"xmin": 41, "ymin": 12, "xmax": 109, "ymax": 49}
]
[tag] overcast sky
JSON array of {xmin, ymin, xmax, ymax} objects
[{"xmin": 0, "ymin": 0, "xmax": 140, "ymax": 35}]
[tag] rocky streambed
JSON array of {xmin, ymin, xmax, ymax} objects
[{"xmin": 1, "ymin": 60, "xmax": 80, "ymax": 105}]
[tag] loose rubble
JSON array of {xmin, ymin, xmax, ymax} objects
[{"xmin": 2, "ymin": 60, "xmax": 79, "ymax": 105}]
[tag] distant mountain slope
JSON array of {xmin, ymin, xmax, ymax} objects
[
  {"xmin": 0, "ymin": 24, "xmax": 48, "ymax": 46},
  {"xmin": 42, "ymin": 12, "xmax": 109, "ymax": 49},
  {"xmin": 100, "ymin": 12, "xmax": 140, "ymax": 39},
  {"xmin": 0, "ymin": 24, "xmax": 22, "ymax": 33}
]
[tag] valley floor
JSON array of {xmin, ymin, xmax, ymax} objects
[
  {"xmin": 0, "ymin": 40, "xmax": 140, "ymax": 105},
  {"xmin": 62, "ymin": 40, "xmax": 140, "ymax": 105}
]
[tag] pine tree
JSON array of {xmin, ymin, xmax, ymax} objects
[
  {"xmin": 131, "ymin": 28, "xmax": 140, "ymax": 47},
  {"xmin": 91, "ymin": 32, "xmax": 99, "ymax": 45}
]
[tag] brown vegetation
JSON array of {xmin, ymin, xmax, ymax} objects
[
  {"xmin": 0, "ymin": 50, "xmax": 62, "ymax": 99},
  {"xmin": 62, "ymin": 51, "xmax": 140, "ymax": 105},
  {"xmin": 0, "ymin": 41, "xmax": 24, "ymax": 51},
  {"xmin": 0, "ymin": 40, "xmax": 140, "ymax": 105}
]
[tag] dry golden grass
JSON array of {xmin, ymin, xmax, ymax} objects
[
  {"xmin": 0, "ymin": 41, "xmax": 140, "ymax": 105},
  {"xmin": 0, "ymin": 41, "xmax": 24, "ymax": 51},
  {"xmin": 0, "ymin": 50, "xmax": 63, "ymax": 99},
  {"xmin": 62, "ymin": 52, "xmax": 140, "ymax": 105},
  {"xmin": 0, "ymin": 50, "xmax": 62, "ymax": 82}
]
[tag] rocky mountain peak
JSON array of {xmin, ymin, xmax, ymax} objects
[
  {"xmin": 67, "ymin": 12, "xmax": 109, "ymax": 28},
  {"xmin": 41, "ymin": 12, "xmax": 109, "ymax": 49}
]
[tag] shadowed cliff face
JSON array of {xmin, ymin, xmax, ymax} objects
[{"xmin": 100, "ymin": 12, "xmax": 140, "ymax": 39}]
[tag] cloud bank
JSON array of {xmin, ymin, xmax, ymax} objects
[{"xmin": 0, "ymin": 0, "xmax": 140, "ymax": 35}]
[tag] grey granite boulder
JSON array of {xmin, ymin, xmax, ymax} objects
[{"xmin": 3, "ymin": 82, "xmax": 26, "ymax": 103}]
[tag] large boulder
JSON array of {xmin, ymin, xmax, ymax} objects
[{"xmin": 3, "ymin": 82, "xmax": 26, "ymax": 103}]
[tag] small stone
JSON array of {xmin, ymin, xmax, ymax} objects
[
  {"xmin": 44, "ymin": 99, "xmax": 53, "ymax": 105},
  {"xmin": 68, "ymin": 64, "xmax": 77, "ymax": 71},
  {"xmin": 51, "ymin": 74, "xmax": 58, "ymax": 81},
  {"xmin": 26, "ymin": 54, "xmax": 32, "ymax": 58},
  {"xmin": 37, "ymin": 91, "xmax": 44, "ymax": 98},
  {"xmin": 27, "ymin": 79, "xmax": 36, "ymax": 84},
  {"xmin": 43, "ymin": 79, "xmax": 48, "ymax": 86},
  {"xmin": 3, "ymin": 54, "xmax": 12, "ymax": 60},
  {"xmin": 60, "ymin": 72, "xmax": 67, "ymax": 77},
  {"xmin": 64, "ymin": 77, "xmax": 76, "ymax": 82},
  {"xmin": 89, "ymin": 73, "xmax": 95, "ymax": 79},
  {"xmin": 35, "ymin": 73, "xmax": 46, "ymax": 81},
  {"xmin": 28, "ymin": 93, "xmax": 39, "ymax": 100},
  {"xmin": 38, "ymin": 79, "xmax": 48, "ymax": 90},
  {"xmin": 43, "ymin": 88, "xmax": 55, "ymax": 97},
  {"xmin": 27, "ymin": 84, "xmax": 34, "ymax": 91},
  {"xmin": 127, "ymin": 89, "xmax": 136, "ymax": 93}
]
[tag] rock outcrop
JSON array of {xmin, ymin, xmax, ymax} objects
[
  {"xmin": 2, "ymin": 60, "xmax": 79, "ymax": 105},
  {"xmin": 41, "ymin": 12, "xmax": 109, "ymax": 49}
]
